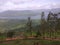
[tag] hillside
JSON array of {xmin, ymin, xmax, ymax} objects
[{"xmin": 0, "ymin": 19, "xmax": 40, "ymax": 33}]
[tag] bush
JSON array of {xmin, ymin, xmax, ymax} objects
[{"xmin": 7, "ymin": 30, "xmax": 15, "ymax": 38}]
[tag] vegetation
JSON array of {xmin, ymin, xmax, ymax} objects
[
  {"xmin": 7, "ymin": 30, "xmax": 15, "ymax": 38},
  {"xmin": 0, "ymin": 11, "xmax": 60, "ymax": 45},
  {"xmin": 0, "ymin": 39, "xmax": 60, "ymax": 45}
]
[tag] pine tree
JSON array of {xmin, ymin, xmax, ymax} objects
[
  {"xmin": 40, "ymin": 12, "xmax": 45, "ymax": 38},
  {"xmin": 47, "ymin": 12, "xmax": 58, "ymax": 38},
  {"xmin": 26, "ymin": 17, "xmax": 32, "ymax": 36}
]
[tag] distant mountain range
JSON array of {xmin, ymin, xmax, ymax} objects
[{"xmin": 0, "ymin": 8, "xmax": 60, "ymax": 19}]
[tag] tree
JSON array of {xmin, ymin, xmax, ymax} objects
[
  {"xmin": 40, "ymin": 12, "xmax": 46, "ymax": 38},
  {"xmin": 57, "ymin": 18, "xmax": 60, "ymax": 30},
  {"xmin": 47, "ymin": 12, "xmax": 58, "ymax": 38},
  {"xmin": 26, "ymin": 17, "xmax": 32, "ymax": 35}
]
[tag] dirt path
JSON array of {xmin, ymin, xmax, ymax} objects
[
  {"xmin": 5, "ymin": 37, "xmax": 60, "ymax": 41},
  {"xmin": 43, "ymin": 37, "xmax": 60, "ymax": 41},
  {"xmin": 0, "ymin": 37, "xmax": 60, "ymax": 43}
]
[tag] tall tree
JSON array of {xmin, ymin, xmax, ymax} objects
[
  {"xmin": 47, "ymin": 12, "xmax": 58, "ymax": 38},
  {"xmin": 47, "ymin": 12, "xmax": 54, "ymax": 38},
  {"xmin": 26, "ymin": 17, "xmax": 32, "ymax": 36},
  {"xmin": 40, "ymin": 12, "xmax": 46, "ymax": 38}
]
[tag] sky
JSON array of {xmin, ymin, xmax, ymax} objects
[{"xmin": 0, "ymin": 0, "xmax": 60, "ymax": 12}]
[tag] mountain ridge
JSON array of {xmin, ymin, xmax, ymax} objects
[{"xmin": 0, "ymin": 8, "xmax": 60, "ymax": 19}]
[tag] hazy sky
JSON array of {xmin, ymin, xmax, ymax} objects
[{"xmin": 0, "ymin": 0, "xmax": 60, "ymax": 12}]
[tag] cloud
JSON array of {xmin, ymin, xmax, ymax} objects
[
  {"xmin": 0, "ymin": 0, "xmax": 41, "ymax": 11},
  {"xmin": 0, "ymin": 0, "xmax": 60, "ymax": 12},
  {"xmin": 40, "ymin": 3, "xmax": 60, "ymax": 9},
  {"xmin": 11, "ymin": 0, "xmax": 33, "ymax": 4}
]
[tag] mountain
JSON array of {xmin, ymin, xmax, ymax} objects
[
  {"xmin": 0, "ymin": 10, "xmax": 40, "ymax": 17},
  {"xmin": 0, "ymin": 8, "xmax": 60, "ymax": 19}
]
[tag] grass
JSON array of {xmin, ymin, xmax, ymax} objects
[{"xmin": 0, "ymin": 39, "xmax": 60, "ymax": 45}]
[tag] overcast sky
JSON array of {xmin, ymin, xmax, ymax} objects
[{"xmin": 0, "ymin": 0, "xmax": 60, "ymax": 12}]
